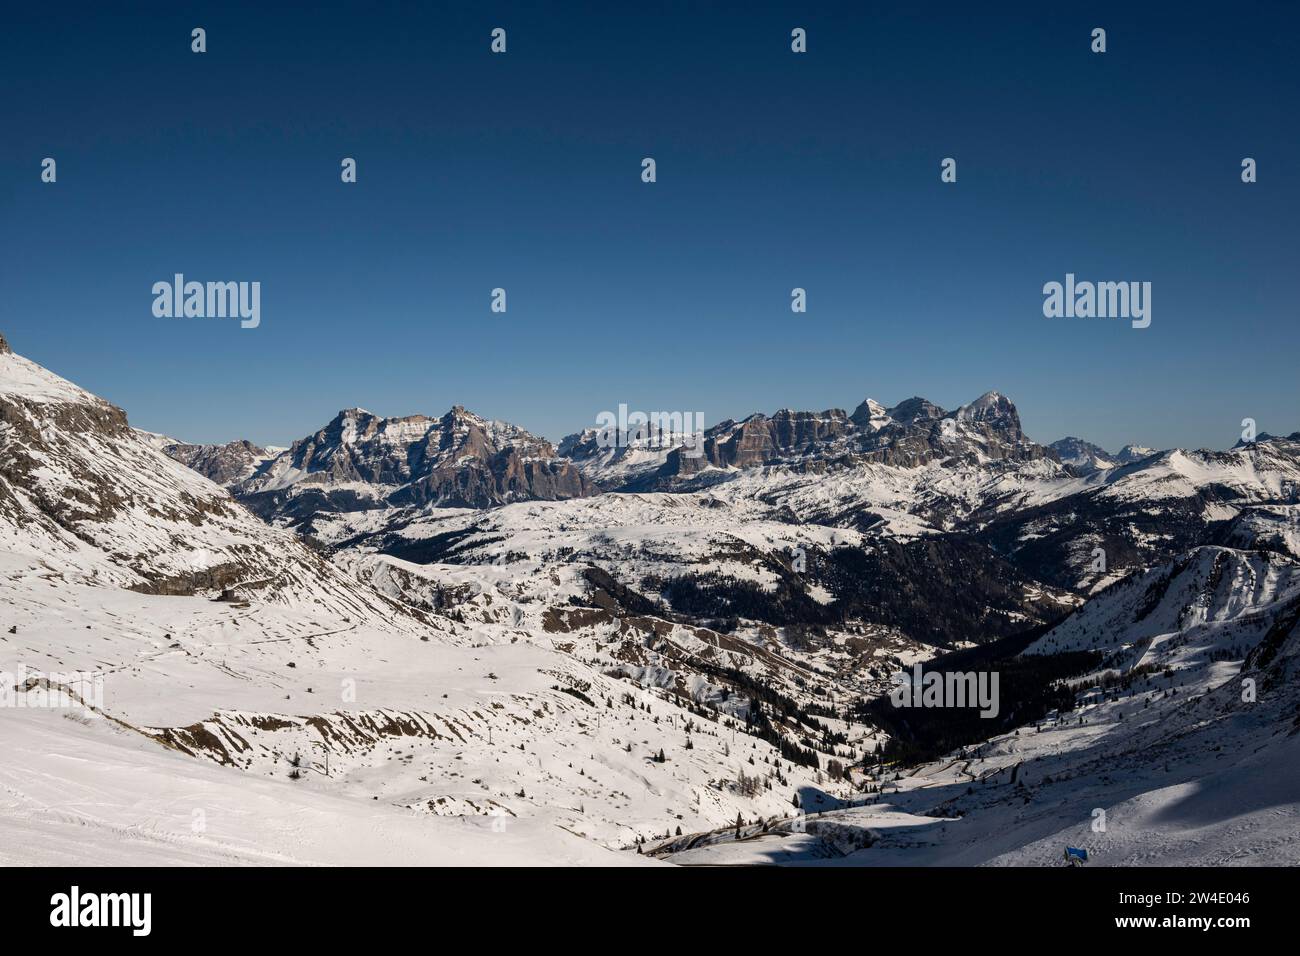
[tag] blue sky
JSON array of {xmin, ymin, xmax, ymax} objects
[{"xmin": 2, "ymin": 1, "xmax": 1296, "ymax": 451}]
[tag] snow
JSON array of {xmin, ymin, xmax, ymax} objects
[
  {"xmin": 4, "ymin": 341, "xmax": 1299, "ymax": 867},
  {"xmin": 0, "ymin": 351, "xmax": 106, "ymax": 406},
  {"xmin": 0, "ymin": 708, "xmax": 642, "ymax": 866}
]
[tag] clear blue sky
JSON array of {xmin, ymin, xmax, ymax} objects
[{"xmin": 2, "ymin": 1, "xmax": 1296, "ymax": 452}]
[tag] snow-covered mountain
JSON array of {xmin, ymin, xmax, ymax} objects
[
  {"xmin": 0, "ymin": 336, "xmax": 408, "ymax": 618},
  {"xmin": 162, "ymin": 438, "xmax": 282, "ymax": 485},
  {"xmin": 1049, "ymin": 436, "xmax": 1117, "ymax": 474},
  {"xmin": 157, "ymin": 377, "xmax": 1300, "ymax": 647},
  {"xmin": 0, "ymin": 335, "xmax": 862, "ymax": 865},
  {"xmin": 5, "ymin": 328, "xmax": 1299, "ymax": 867},
  {"xmin": 201, "ymin": 406, "xmax": 596, "ymax": 528},
  {"xmin": 562, "ymin": 391, "xmax": 1056, "ymax": 492},
  {"xmin": 1116, "ymin": 443, "xmax": 1158, "ymax": 464},
  {"xmin": 163, "ymin": 386, "xmax": 1300, "ymax": 606},
  {"xmin": 1220, "ymin": 503, "xmax": 1300, "ymax": 560},
  {"xmin": 1048, "ymin": 435, "xmax": 1164, "ymax": 474},
  {"xmin": 285, "ymin": 392, "xmax": 1300, "ymax": 612},
  {"xmin": 659, "ymin": 533, "xmax": 1300, "ymax": 865},
  {"xmin": 977, "ymin": 440, "xmax": 1300, "ymax": 592}
]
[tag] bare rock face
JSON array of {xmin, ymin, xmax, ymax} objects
[
  {"xmin": 666, "ymin": 392, "xmax": 1054, "ymax": 481},
  {"xmin": 235, "ymin": 405, "xmax": 595, "ymax": 522},
  {"xmin": 1, "ymin": 343, "xmax": 138, "ymax": 530},
  {"xmin": 708, "ymin": 409, "xmax": 856, "ymax": 469},
  {"xmin": 164, "ymin": 439, "xmax": 273, "ymax": 485},
  {"xmin": 1050, "ymin": 437, "xmax": 1118, "ymax": 475},
  {"xmin": 885, "ymin": 396, "xmax": 945, "ymax": 426},
  {"xmin": 0, "ymin": 330, "xmax": 10, "ymax": 355},
  {"xmin": 559, "ymin": 390, "xmax": 1061, "ymax": 493}
]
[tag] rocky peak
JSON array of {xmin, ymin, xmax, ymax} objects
[
  {"xmin": 1050, "ymin": 437, "xmax": 1117, "ymax": 475},
  {"xmin": 955, "ymin": 390, "xmax": 1014, "ymax": 422},
  {"xmin": 0, "ymin": 330, "xmax": 10, "ymax": 355},
  {"xmin": 163, "ymin": 439, "xmax": 275, "ymax": 486},
  {"xmin": 849, "ymin": 398, "xmax": 890, "ymax": 430},
  {"xmin": 326, "ymin": 406, "xmax": 387, "ymax": 434},
  {"xmin": 236, "ymin": 403, "xmax": 592, "ymax": 513},
  {"xmin": 438, "ymin": 405, "xmax": 473, "ymax": 433},
  {"xmin": 619, "ymin": 390, "xmax": 1058, "ymax": 487},
  {"xmin": 950, "ymin": 391, "xmax": 1025, "ymax": 441},
  {"xmin": 706, "ymin": 406, "xmax": 856, "ymax": 469},
  {"xmin": 886, "ymin": 396, "xmax": 947, "ymax": 425}
]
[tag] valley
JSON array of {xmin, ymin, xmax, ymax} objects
[{"xmin": 3, "ymin": 328, "xmax": 1298, "ymax": 867}]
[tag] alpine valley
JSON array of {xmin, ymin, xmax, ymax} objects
[{"xmin": 3, "ymin": 328, "xmax": 1298, "ymax": 866}]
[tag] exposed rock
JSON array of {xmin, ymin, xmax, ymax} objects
[
  {"xmin": 570, "ymin": 391, "xmax": 1059, "ymax": 490},
  {"xmin": 1050, "ymin": 436, "xmax": 1117, "ymax": 475},
  {"xmin": 235, "ymin": 405, "xmax": 594, "ymax": 523},
  {"xmin": 164, "ymin": 439, "xmax": 274, "ymax": 485},
  {"xmin": 0, "ymin": 339, "xmax": 429, "ymax": 625}
]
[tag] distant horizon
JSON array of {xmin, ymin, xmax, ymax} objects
[
  {"xmin": 4, "ymin": 326, "xmax": 1284, "ymax": 457},
  {"xmin": 3, "ymin": 2, "xmax": 1296, "ymax": 455}
]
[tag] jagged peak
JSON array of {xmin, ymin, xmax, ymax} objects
[
  {"xmin": 951, "ymin": 391, "xmax": 1021, "ymax": 430},
  {"xmin": 327, "ymin": 406, "xmax": 375, "ymax": 423},
  {"xmin": 957, "ymin": 389, "xmax": 1011, "ymax": 411},
  {"xmin": 852, "ymin": 397, "xmax": 886, "ymax": 413},
  {"xmin": 165, "ymin": 437, "xmax": 266, "ymax": 452},
  {"xmin": 770, "ymin": 406, "xmax": 847, "ymax": 420},
  {"xmin": 886, "ymin": 396, "xmax": 947, "ymax": 424},
  {"xmin": 970, "ymin": 389, "xmax": 1006, "ymax": 407},
  {"xmin": 849, "ymin": 398, "xmax": 890, "ymax": 430},
  {"xmin": 441, "ymin": 404, "xmax": 489, "ymax": 426}
]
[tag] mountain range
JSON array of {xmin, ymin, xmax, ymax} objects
[
  {"xmin": 3, "ymin": 327, "xmax": 1298, "ymax": 867},
  {"xmin": 158, "ymin": 381, "xmax": 1300, "ymax": 600}
]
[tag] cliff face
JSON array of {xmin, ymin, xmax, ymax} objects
[
  {"xmin": 163, "ymin": 439, "xmax": 275, "ymax": 485},
  {"xmin": 227, "ymin": 405, "xmax": 594, "ymax": 521},
  {"xmin": 570, "ymin": 391, "xmax": 1058, "ymax": 488}
]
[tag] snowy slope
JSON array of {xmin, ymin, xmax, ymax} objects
[
  {"xmin": 659, "ymin": 541, "xmax": 1300, "ymax": 866},
  {"xmin": 6, "ymin": 332, "xmax": 1299, "ymax": 867},
  {"xmin": 0, "ymin": 354, "xmax": 427, "ymax": 628},
  {"xmin": 2, "ymin": 342, "xmax": 866, "ymax": 862}
]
